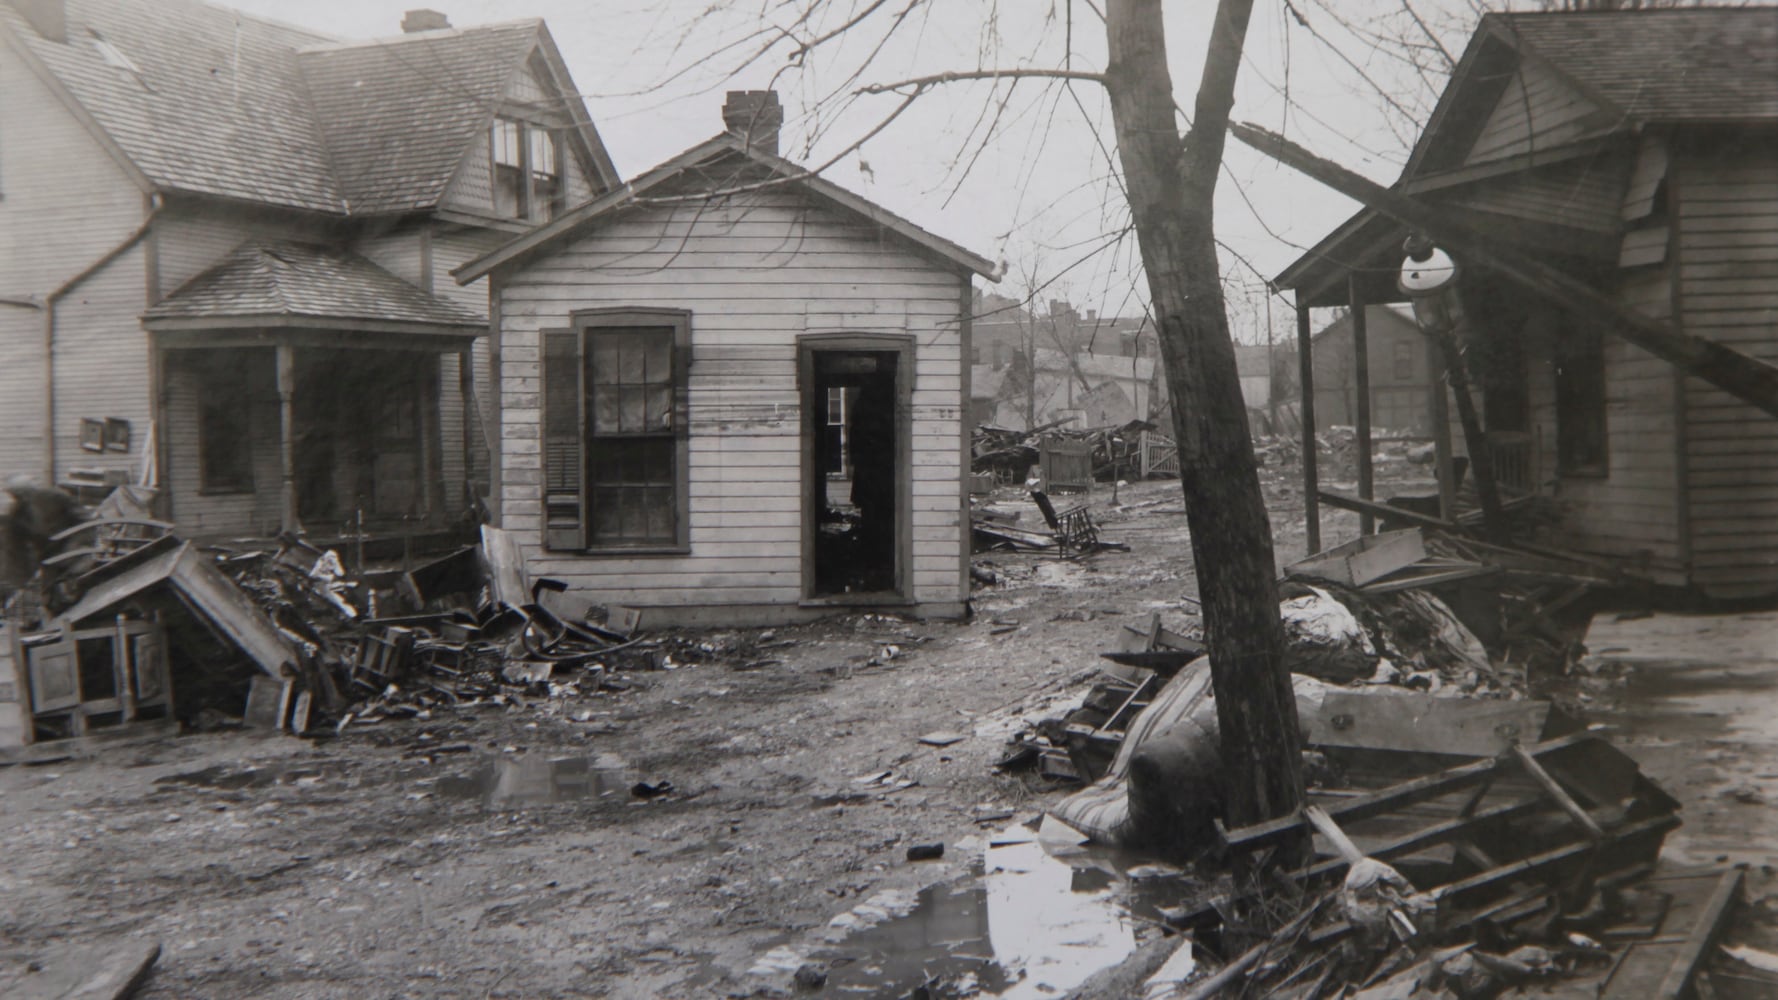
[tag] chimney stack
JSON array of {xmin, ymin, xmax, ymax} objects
[
  {"xmin": 723, "ymin": 90, "xmax": 783, "ymax": 156},
  {"xmin": 401, "ymin": 9, "xmax": 451, "ymax": 33},
  {"xmin": 16, "ymin": 0, "xmax": 67, "ymax": 42}
]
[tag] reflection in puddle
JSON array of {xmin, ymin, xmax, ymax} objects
[
  {"xmin": 435, "ymin": 754, "xmax": 633, "ymax": 808},
  {"xmin": 1604, "ymin": 662, "xmax": 1778, "ymax": 746},
  {"xmin": 157, "ymin": 761, "xmax": 334, "ymax": 789},
  {"xmin": 812, "ymin": 825, "xmax": 1194, "ymax": 997}
]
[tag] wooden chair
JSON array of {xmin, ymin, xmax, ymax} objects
[{"xmin": 1031, "ymin": 489, "xmax": 1127, "ymax": 557}]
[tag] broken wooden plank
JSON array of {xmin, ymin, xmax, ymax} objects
[
  {"xmin": 1223, "ymin": 733, "xmax": 1596, "ymax": 853},
  {"xmin": 1287, "ymin": 529, "xmax": 1428, "ymax": 587},
  {"xmin": 1655, "ymin": 867, "xmax": 1744, "ymax": 1000},
  {"xmin": 1306, "ymin": 692, "xmax": 1549, "ymax": 758},
  {"xmin": 2, "ymin": 939, "xmax": 160, "ymax": 1000},
  {"xmin": 479, "ymin": 525, "xmax": 529, "ymax": 610},
  {"xmin": 1512, "ymin": 744, "xmax": 1606, "ymax": 841},
  {"xmin": 1230, "ymin": 122, "xmax": 1778, "ymax": 420}
]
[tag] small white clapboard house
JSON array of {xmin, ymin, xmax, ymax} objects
[{"xmin": 456, "ymin": 92, "xmax": 1001, "ymax": 624}]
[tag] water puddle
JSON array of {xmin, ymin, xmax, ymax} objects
[
  {"xmin": 157, "ymin": 760, "xmax": 337, "ymax": 790},
  {"xmin": 434, "ymin": 753, "xmax": 634, "ymax": 808},
  {"xmin": 799, "ymin": 822, "xmax": 1195, "ymax": 998},
  {"xmin": 1603, "ymin": 661, "xmax": 1778, "ymax": 746}
]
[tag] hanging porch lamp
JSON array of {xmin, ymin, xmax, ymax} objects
[{"xmin": 1397, "ymin": 234, "xmax": 1462, "ymax": 335}]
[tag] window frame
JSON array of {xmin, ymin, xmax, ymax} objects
[
  {"xmin": 540, "ymin": 309, "xmax": 692, "ymax": 555},
  {"xmin": 489, "ymin": 116, "xmax": 565, "ymax": 223}
]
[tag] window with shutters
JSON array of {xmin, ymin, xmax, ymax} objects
[{"xmin": 540, "ymin": 310, "xmax": 691, "ymax": 552}]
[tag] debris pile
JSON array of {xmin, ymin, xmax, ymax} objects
[
  {"xmin": 0, "ymin": 487, "xmax": 652, "ymax": 750},
  {"xmin": 972, "ymin": 418, "xmax": 1170, "ymax": 485}
]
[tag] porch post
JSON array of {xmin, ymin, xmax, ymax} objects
[
  {"xmin": 418, "ymin": 357, "xmax": 437, "ymax": 521},
  {"xmin": 1349, "ymin": 276, "xmax": 1374, "ymax": 535},
  {"xmin": 460, "ymin": 345, "xmax": 475, "ymax": 511},
  {"xmin": 1296, "ymin": 295, "xmax": 1320, "ymax": 554},
  {"xmin": 1428, "ymin": 334, "xmax": 1456, "ymax": 521},
  {"xmin": 276, "ymin": 343, "xmax": 300, "ymax": 535}
]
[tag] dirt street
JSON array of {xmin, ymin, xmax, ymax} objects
[{"xmin": 4, "ymin": 470, "xmax": 1774, "ymax": 999}]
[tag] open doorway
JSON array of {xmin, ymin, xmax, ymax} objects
[{"xmin": 803, "ymin": 341, "xmax": 907, "ymax": 599}]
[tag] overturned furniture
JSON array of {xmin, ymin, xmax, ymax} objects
[{"xmin": 1031, "ymin": 490, "xmax": 1129, "ymax": 558}]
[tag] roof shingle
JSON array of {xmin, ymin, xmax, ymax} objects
[
  {"xmin": 299, "ymin": 21, "xmax": 542, "ymax": 215},
  {"xmin": 1497, "ymin": 8, "xmax": 1778, "ymax": 123},
  {"xmin": 0, "ymin": 0, "xmax": 562, "ymax": 215},
  {"xmin": 144, "ymin": 241, "xmax": 486, "ymax": 329}
]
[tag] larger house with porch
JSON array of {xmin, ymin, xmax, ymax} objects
[
  {"xmin": 0, "ymin": 0, "xmax": 617, "ymax": 548},
  {"xmin": 1275, "ymin": 7, "xmax": 1778, "ymax": 597}
]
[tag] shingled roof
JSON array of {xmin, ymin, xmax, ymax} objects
[
  {"xmin": 143, "ymin": 241, "xmax": 486, "ymax": 333},
  {"xmin": 1496, "ymin": 8, "xmax": 1778, "ymax": 123},
  {"xmin": 299, "ymin": 20, "xmax": 546, "ymax": 215},
  {"xmin": 0, "ymin": 0, "xmax": 607, "ymax": 215}
]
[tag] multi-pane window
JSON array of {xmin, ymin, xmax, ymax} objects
[
  {"xmin": 541, "ymin": 312, "xmax": 691, "ymax": 551},
  {"xmin": 490, "ymin": 117, "xmax": 562, "ymax": 222}
]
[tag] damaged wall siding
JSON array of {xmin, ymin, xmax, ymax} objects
[
  {"xmin": 497, "ymin": 191, "xmax": 968, "ymax": 613},
  {"xmin": 1677, "ymin": 135, "xmax": 1778, "ymax": 596},
  {"xmin": 0, "ymin": 41, "xmax": 148, "ymax": 482},
  {"xmin": 1464, "ymin": 52, "xmax": 1604, "ymax": 167},
  {"xmin": 1527, "ymin": 266, "xmax": 1686, "ymax": 581}
]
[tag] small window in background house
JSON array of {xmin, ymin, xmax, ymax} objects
[
  {"xmin": 529, "ymin": 128, "xmax": 560, "ymax": 221},
  {"xmin": 491, "ymin": 119, "xmax": 524, "ymax": 218},
  {"xmin": 1393, "ymin": 340, "xmax": 1413, "ymax": 380}
]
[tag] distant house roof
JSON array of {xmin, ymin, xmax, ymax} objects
[
  {"xmin": 0, "ymin": 0, "xmax": 616, "ymax": 215},
  {"xmin": 143, "ymin": 241, "xmax": 485, "ymax": 335},
  {"xmin": 1031, "ymin": 348, "xmax": 1155, "ymax": 383},
  {"xmin": 454, "ymin": 133, "xmax": 1001, "ymax": 283}
]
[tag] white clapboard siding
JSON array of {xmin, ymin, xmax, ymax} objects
[
  {"xmin": 1465, "ymin": 53, "xmax": 1605, "ymax": 166},
  {"xmin": 0, "ymin": 46, "xmax": 152, "ymax": 483},
  {"xmin": 1676, "ymin": 139, "xmax": 1778, "ymax": 595},
  {"xmin": 1522, "ymin": 265, "xmax": 1684, "ymax": 579},
  {"xmin": 496, "ymin": 187, "xmax": 971, "ymax": 617}
]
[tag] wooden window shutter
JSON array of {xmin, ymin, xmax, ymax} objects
[{"xmin": 541, "ymin": 330, "xmax": 584, "ymax": 550}]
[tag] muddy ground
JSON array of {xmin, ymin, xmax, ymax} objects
[{"xmin": 4, "ymin": 464, "xmax": 1776, "ymax": 999}]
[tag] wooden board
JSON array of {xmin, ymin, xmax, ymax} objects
[{"xmin": 1305, "ymin": 692, "xmax": 1551, "ymax": 758}]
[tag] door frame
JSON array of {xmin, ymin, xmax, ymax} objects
[{"xmin": 796, "ymin": 333, "xmax": 915, "ymax": 605}]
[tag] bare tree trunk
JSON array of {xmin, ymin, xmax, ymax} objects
[{"xmin": 1104, "ymin": 0, "xmax": 1306, "ymax": 838}]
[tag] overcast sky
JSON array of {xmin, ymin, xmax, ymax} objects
[{"xmin": 226, "ymin": 0, "xmax": 1503, "ymax": 340}]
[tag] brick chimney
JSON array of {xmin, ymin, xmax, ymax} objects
[
  {"xmin": 723, "ymin": 90, "xmax": 782, "ymax": 156},
  {"xmin": 14, "ymin": 0, "xmax": 67, "ymax": 42},
  {"xmin": 401, "ymin": 9, "xmax": 451, "ymax": 33}
]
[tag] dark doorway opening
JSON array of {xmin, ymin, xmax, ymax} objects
[{"xmin": 808, "ymin": 349, "xmax": 900, "ymax": 597}]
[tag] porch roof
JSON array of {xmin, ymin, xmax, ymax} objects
[{"xmin": 144, "ymin": 241, "xmax": 486, "ymax": 339}]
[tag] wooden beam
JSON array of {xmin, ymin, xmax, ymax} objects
[
  {"xmin": 1224, "ymin": 732, "xmax": 1596, "ymax": 852},
  {"xmin": 1512, "ymin": 744, "xmax": 1605, "ymax": 841},
  {"xmin": 1349, "ymin": 279, "xmax": 1374, "ymax": 534},
  {"xmin": 1656, "ymin": 867, "xmax": 1744, "ymax": 1000},
  {"xmin": 1297, "ymin": 299, "xmax": 1320, "ymax": 554},
  {"xmin": 1230, "ymin": 122, "xmax": 1778, "ymax": 421},
  {"xmin": 1431, "ymin": 325, "xmax": 1508, "ymax": 541},
  {"xmin": 275, "ymin": 344, "xmax": 299, "ymax": 536},
  {"xmin": 1428, "ymin": 330, "xmax": 1457, "ymax": 520}
]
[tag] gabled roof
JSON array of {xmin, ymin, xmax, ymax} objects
[
  {"xmin": 298, "ymin": 20, "xmax": 543, "ymax": 215},
  {"xmin": 1, "ymin": 0, "xmax": 339, "ymax": 210},
  {"xmin": 455, "ymin": 133, "xmax": 1002, "ymax": 283},
  {"xmin": 1032, "ymin": 348, "xmax": 1155, "ymax": 383},
  {"xmin": 143, "ymin": 240, "xmax": 485, "ymax": 334},
  {"xmin": 0, "ymin": 0, "xmax": 614, "ymax": 216},
  {"xmin": 1494, "ymin": 8, "xmax": 1778, "ymax": 124}
]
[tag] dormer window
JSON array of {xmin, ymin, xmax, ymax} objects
[{"xmin": 491, "ymin": 117, "xmax": 561, "ymax": 222}]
